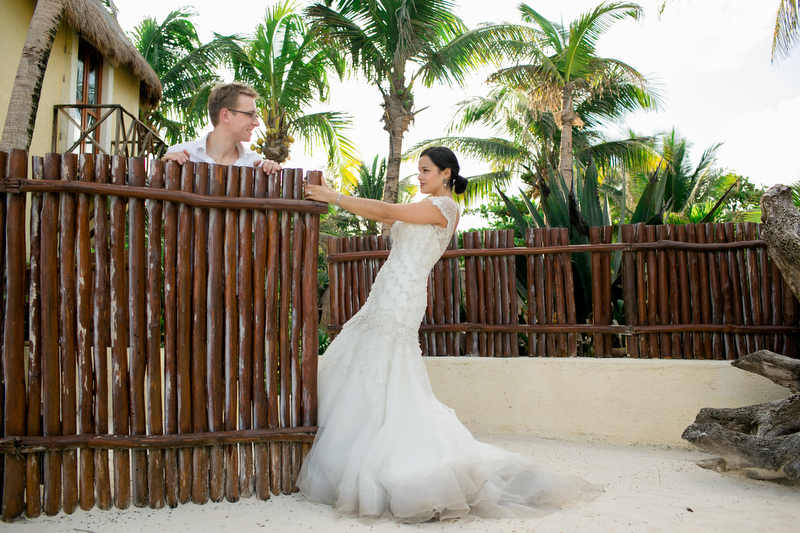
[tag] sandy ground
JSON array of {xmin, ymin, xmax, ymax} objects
[{"xmin": 4, "ymin": 435, "xmax": 798, "ymax": 533}]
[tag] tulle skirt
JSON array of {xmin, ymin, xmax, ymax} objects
[{"xmin": 297, "ymin": 316, "xmax": 602, "ymax": 523}]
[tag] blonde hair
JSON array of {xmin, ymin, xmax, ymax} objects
[{"xmin": 208, "ymin": 82, "xmax": 259, "ymax": 126}]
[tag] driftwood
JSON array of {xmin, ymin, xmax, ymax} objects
[
  {"xmin": 682, "ymin": 352, "xmax": 800, "ymax": 481},
  {"xmin": 761, "ymin": 184, "xmax": 800, "ymax": 301}
]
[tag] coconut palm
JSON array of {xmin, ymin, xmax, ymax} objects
[
  {"xmin": 305, "ymin": 0, "xmax": 535, "ymax": 217},
  {"xmin": 410, "ymin": 70, "xmax": 657, "ymax": 203},
  {"xmin": 231, "ymin": 0, "xmax": 357, "ymax": 179},
  {"xmin": 773, "ymin": 0, "xmax": 799, "ymax": 61},
  {"xmin": 131, "ymin": 8, "xmax": 239, "ymax": 145},
  {"xmin": 489, "ymin": 2, "xmax": 654, "ymax": 190},
  {"xmin": 0, "ymin": 0, "xmax": 67, "ymax": 151}
]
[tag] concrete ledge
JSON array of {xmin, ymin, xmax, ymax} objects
[{"xmin": 423, "ymin": 357, "xmax": 790, "ymax": 448}]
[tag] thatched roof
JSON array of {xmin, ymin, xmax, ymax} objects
[{"xmin": 64, "ymin": 0, "xmax": 161, "ymax": 108}]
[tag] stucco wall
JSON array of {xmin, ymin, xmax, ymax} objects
[{"xmin": 424, "ymin": 357, "xmax": 790, "ymax": 448}]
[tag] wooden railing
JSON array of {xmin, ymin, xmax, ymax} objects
[
  {"xmin": 0, "ymin": 150, "xmax": 323, "ymax": 520},
  {"xmin": 52, "ymin": 104, "xmax": 167, "ymax": 159},
  {"xmin": 327, "ymin": 224, "xmax": 800, "ymax": 359}
]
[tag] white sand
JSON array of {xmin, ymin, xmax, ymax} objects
[{"xmin": 5, "ymin": 435, "xmax": 798, "ymax": 533}]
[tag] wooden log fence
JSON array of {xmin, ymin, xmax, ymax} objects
[
  {"xmin": 0, "ymin": 150, "xmax": 321, "ymax": 521},
  {"xmin": 327, "ymin": 224, "xmax": 800, "ymax": 359}
]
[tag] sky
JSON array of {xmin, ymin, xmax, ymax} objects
[{"xmin": 116, "ymin": 0, "xmax": 800, "ymax": 202}]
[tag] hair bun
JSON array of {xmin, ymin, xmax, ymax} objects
[{"xmin": 453, "ymin": 174, "xmax": 468, "ymax": 194}]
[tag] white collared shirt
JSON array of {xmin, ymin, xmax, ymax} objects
[{"xmin": 166, "ymin": 132, "xmax": 263, "ymax": 167}]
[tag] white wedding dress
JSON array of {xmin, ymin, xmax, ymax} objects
[{"xmin": 298, "ymin": 196, "xmax": 601, "ymax": 523}]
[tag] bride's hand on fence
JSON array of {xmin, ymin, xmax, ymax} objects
[{"xmin": 304, "ymin": 179, "xmax": 335, "ymax": 203}]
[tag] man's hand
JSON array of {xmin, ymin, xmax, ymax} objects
[
  {"xmin": 257, "ymin": 159, "xmax": 282, "ymax": 174},
  {"xmin": 161, "ymin": 150, "xmax": 191, "ymax": 165}
]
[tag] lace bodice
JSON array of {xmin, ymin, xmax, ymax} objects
[
  {"xmin": 326, "ymin": 195, "xmax": 459, "ymax": 346},
  {"xmin": 389, "ymin": 195, "xmax": 459, "ymax": 269}
]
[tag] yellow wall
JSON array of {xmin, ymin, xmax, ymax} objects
[
  {"xmin": 1, "ymin": 0, "xmax": 143, "ymax": 157},
  {"xmin": 425, "ymin": 357, "xmax": 790, "ymax": 448}
]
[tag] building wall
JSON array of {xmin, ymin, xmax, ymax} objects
[
  {"xmin": 1, "ymin": 0, "xmax": 143, "ymax": 157},
  {"xmin": 424, "ymin": 357, "xmax": 790, "ymax": 448}
]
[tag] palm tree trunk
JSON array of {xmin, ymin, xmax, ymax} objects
[
  {"xmin": 380, "ymin": 90, "xmax": 414, "ymax": 234},
  {"xmin": 558, "ymin": 83, "xmax": 576, "ymax": 191},
  {"xmin": 0, "ymin": 0, "xmax": 68, "ymax": 152}
]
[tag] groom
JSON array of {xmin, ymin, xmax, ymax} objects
[{"xmin": 162, "ymin": 82, "xmax": 282, "ymax": 173}]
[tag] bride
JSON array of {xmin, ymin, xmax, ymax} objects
[{"xmin": 300, "ymin": 147, "xmax": 601, "ymax": 523}]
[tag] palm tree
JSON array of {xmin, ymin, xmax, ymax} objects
[
  {"xmin": 489, "ymin": 2, "xmax": 653, "ymax": 190},
  {"xmin": 306, "ymin": 0, "xmax": 534, "ymax": 218},
  {"xmin": 411, "ymin": 70, "xmax": 656, "ymax": 202},
  {"xmin": 773, "ymin": 0, "xmax": 799, "ymax": 61},
  {"xmin": 131, "ymin": 8, "xmax": 239, "ymax": 145},
  {"xmin": 0, "ymin": 0, "xmax": 67, "ymax": 151},
  {"xmin": 232, "ymin": 0, "xmax": 357, "ymax": 178}
]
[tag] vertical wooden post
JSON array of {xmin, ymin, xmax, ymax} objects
[
  {"xmin": 253, "ymin": 168, "xmax": 270, "ymax": 500},
  {"xmin": 238, "ymin": 167, "xmax": 255, "ymax": 498},
  {"xmin": 532, "ymin": 230, "xmax": 546, "ymax": 357},
  {"xmin": 290, "ymin": 171, "xmax": 305, "ymax": 488},
  {"xmin": 279, "ymin": 170, "xmax": 293, "ymax": 494},
  {"xmin": 127, "ymin": 157, "xmax": 148, "ymax": 507},
  {"xmin": 715, "ymin": 224, "xmax": 735, "ymax": 359},
  {"xmin": 704, "ymin": 224, "xmax": 724, "ymax": 359},
  {"xmin": 41, "ymin": 153, "xmax": 63, "ymax": 515},
  {"xmin": 644, "ymin": 225, "xmax": 659, "ymax": 358},
  {"xmin": 725, "ymin": 222, "xmax": 751, "ymax": 358},
  {"xmin": 76, "ymin": 154, "xmax": 95, "ymax": 511},
  {"xmin": 146, "ymin": 160, "xmax": 165, "ymax": 509},
  {"xmin": 599, "ymin": 226, "xmax": 612, "ymax": 357},
  {"xmin": 191, "ymin": 163, "xmax": 210, "ymax": 504},
  {"xmin": 223, "ymin": 165, "xmax": 241, "ymax": 503},
  {"xmin": 619, "ymin": 225, "xmax": 638, "ymax": 358},
  {"xmin": 666, "ymin": 225, "xmax": 682, "ymax": 359},
  {"xmin": 163, "ymin": 161, "xmax": 181, "ymax": 507},
  {"xmin": 2, "ymin": 150, "xmax": 28, "ymax": 521},
  {"xmin": 590, "ymin": 227, "xmax": 603, "ymax": 356},
  {"xmin": 656, "ymin": 225, "xmax": 672, "ymax": 358},
  {"xmin": 303, "ymin": 171, "xmax": 321, "ymax": 429},
  {"xmin": 0, "ymin": 150, "xmax": 5, "ymax": 517},
  {"xmin": 206, "ymin": 164, "xmax": 226, "ymax": 503},
  {"xmin": 553, "ymin": 229, "xmax": 568, "ymax": 356},
  {"xmin": 60, "ymin": 154, "xmax": 79, "ymax": 513},
  {"xmin": 694, "ymin": 224, "xmax": 712, "ymax": 358},
  {"xmin": 265, "ymin": 171, "xmax": 281, "ymax": 497},
  {"xmin": 25, "ymin": 156, "xmax": 43, "ymax": 518},
  {"xmin": 176, "ymin": 163, "xmax": 194, "ymax": 504},
  {"xmin": 93, "ymin": 154, "xmax": 112, "ymax": 510}
]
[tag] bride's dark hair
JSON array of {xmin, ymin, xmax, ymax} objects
[{"xmin": 420, "ymin": 146, "xmax": 468, "ymax": 194}]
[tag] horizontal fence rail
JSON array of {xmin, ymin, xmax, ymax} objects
[
  {"xmin": 0, "ymin": 150, "xmax": 320, "ymax": 521},
  {"xmin": 327, "ymin": 225, "xmax": 800, "ymax": 359}
]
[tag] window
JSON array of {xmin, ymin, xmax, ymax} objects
[{"xmin": 75, "ymin": 39, "xmax": 103, "ymax": 153}]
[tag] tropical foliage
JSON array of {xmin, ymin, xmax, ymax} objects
[
  {"xmin": 131, "ymin": 8, "xmax": 238, "ymax": 145},
  {"xmin": 232, "ymin": 0, "xmax": 358, "ymax": 178},
  {"xmin": 407, "ymin": 1, "xmax": 658, "ymax": 209},
  {"xmin": 773, "ymin": 0, "xmax": 799, "ymax": 61},
  {"xmin": 323, "ymin": 155, "xmax": 417, "ymax": 236},
  {"xmin": 488, "ymin": 2, "xmax": 656, "ymax": 190},
  {"xmin": 306, "ymin": 0, "xmax": 536, "ymax": 218}
]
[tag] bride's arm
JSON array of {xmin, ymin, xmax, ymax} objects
[{"xmin": 305, "ymin": 180, "xmax": 448, "ymax": 227}]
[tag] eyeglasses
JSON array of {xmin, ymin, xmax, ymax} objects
[{"xmin": 226, "ymin": 108, "xmax": 259, "ymax": 120}]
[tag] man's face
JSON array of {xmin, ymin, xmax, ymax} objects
[{"xmin": 228, "ymin": 94, "xmax": 260, "ymax": 143}]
